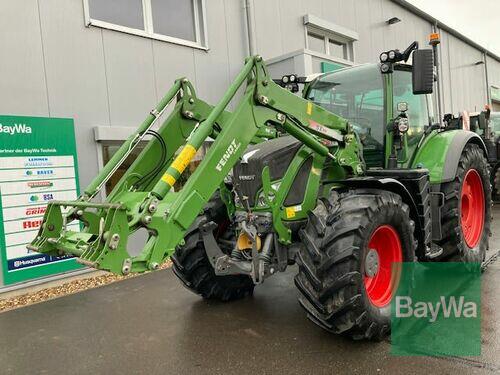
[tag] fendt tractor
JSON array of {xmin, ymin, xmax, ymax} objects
[
  {"xmin": 445, "ymin": 108, "xmax": 500, "ymax": 199},
  {"xmin": 28, "ymin": 38, "xmax": 491, "ymax": 340}
]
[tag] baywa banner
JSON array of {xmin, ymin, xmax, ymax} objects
[
  {"xmin": 0, "ymin": 115, "xmax": 83, "ymax": 285},
  {"xmin": 391, "ymin": 262, "xmax": 481, "ymax": 356}
]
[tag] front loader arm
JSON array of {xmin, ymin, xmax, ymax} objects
[{"xmin": 28, "ymin": 56, "xmax": 363, "ymax": 275}]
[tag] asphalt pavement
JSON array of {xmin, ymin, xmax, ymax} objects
[{"xmin": 0, "ymin": 208, "xmax": 499, "ymax": 374}]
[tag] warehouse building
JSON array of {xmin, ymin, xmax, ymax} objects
[{"xmin": 0, "ymin": 0, "xmax": 499, "ymax": 289}]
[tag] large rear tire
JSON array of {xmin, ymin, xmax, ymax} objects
[
  {"xmin": 437, "ymin": 143, "xmax": 491, "ymax": 263},
  {"xmin": 171, "ymin": 193, "xmax": 254, "ymax": 301},
  {"xmin": 295, "ymin": 189, "xmax": 416, "ymax": 340},
  {"xmin": 492, "ymin": 164, "xmax": 500, "ymax": 201}
]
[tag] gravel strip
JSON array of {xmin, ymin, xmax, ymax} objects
[{"xmin": 0, "ymin": 260, "xmax": 172, "ymax": 313}]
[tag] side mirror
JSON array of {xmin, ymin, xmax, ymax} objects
[
  {"xmin": 412, "ymin": 49, "xmax": 434, "ymax": 94},
  {"xmin": 478, "ymin": 112, "xmax": 487, "ymax": 130}
]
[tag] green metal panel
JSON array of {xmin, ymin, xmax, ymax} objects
[
  {"xmin": 491, "ymin": 86, "xmax": 500, "ymax": 102},
  {"xmin": 410, "ymin": 129, "xmax": 459, "ymax": 183}
]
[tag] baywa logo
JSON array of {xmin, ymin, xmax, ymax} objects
[
  {"xmin": 0, "ymin": 123, "xmax": 32, "ymax": 135},
  {"xmin": 391, "ymin": 263, "xmax": 481, "ymax": 356},
  {"xmin": 395, "ymin": 296, "xmax": 477, "ymax": 323}
]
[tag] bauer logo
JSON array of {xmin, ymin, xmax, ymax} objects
[{"xmin": 0, "ymin": 123, "xmax": 32, "ymax": 135}]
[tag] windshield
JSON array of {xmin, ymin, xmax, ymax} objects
[{"xmin": 307, "ymin": 64, "xmax": 385, "ymax": 167}]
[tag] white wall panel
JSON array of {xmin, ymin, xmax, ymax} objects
[
  {"xmin": 0, "ymin": 1, "xmax": 49, "ymax": 116},
  {"xmin": 193, "ymin": 0, "xmax": 233, "ymax": 105},
  {"xmin": 38, "ymin": 0, "xmax": 110, "ymax": 187},
  {"xmin": 101, "ymin": 30, "xmax": 157, "ymax": 127}
]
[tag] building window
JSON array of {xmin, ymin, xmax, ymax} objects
[
  {"xmin": 307, "ymin": 32, "xmax": 326, "ymax": 54},
  {"xmin": 84, "ymin": 0, "xmax": 208, "ymax": 49},
  {"xmin": 303, "ymin": 14, "xmax": 357, "ymax": 63}
]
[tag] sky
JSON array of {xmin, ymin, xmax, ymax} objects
[{"xmin": 408, "ymin": 0, "xmax": 500, "ymax": 56}]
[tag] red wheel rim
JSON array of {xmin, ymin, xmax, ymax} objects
[
  {"xmin": 363, "ymin": 225, "xmax": 403, "ymax": 307},
  {"xmin": 461, "ymin": 169, "xmax": 485, "ymax": 248}
]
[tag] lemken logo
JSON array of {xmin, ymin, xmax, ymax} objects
[{"xmin": 0, "ymin": 123, "xmax": 32, "ymax": 135}]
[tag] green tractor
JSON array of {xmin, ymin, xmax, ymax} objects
[
  {"xmin": 28, "ymin": 41, "xmax": 491, "ymax": 340},
  {"xmin": 444, "ymin": 108, "xmax": 500, "ymax": 199}
]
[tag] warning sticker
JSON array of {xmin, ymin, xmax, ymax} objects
[
  {"xmin": 306, "ymin": 102, "xmax": 313, "ymax": 115},
  {"xmin": 285, "ymin": 205, "xmax": 302, "ymax": 219},
  {"xmin": 161, "ymin": 173, "xmax": 176, "ymax": 186},
  {"xmin": 171, "ymin": 144, "xmax": 197, "ymax": 174},
  {"xmin": 285, "ymin": 207, "xmax": 296, "ymax": 218}
]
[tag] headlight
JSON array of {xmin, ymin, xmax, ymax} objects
[
  {"xmin": 289, "ymin": 74, "xmax": 296, "ymax": 82},
  {"xmin": 398, "ymin": 118, "xmax": 409, "ymax": 133},
  {"xmin": 282, "ymin": 75, "xmax": 289, "ymax": 84},
  {"xmin": 388, "ymin": 50, "xmax": 396, "ymax": 60},
  {"xmin": 380, "ymin": 63, "xmax": 391, "ymax": 73},
  {"xmin": 380, "ymin": 52, "xmax": 388, "ymax": 62}
]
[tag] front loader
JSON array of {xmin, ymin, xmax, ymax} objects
[{"xmin": 29, "ymin": 39, "xmax": 491, "ymax": 340}]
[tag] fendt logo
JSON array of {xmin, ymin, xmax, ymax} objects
[
  {"xmin": 0, "ymin": 123, "xmax": 32, "ymax": 135},
  {"xmin": 216, "ymin": 139, "xmax": 241, "ymax": 172}
]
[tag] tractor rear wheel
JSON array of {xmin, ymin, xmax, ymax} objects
[
  {"xmin": 295, "ymin": 189, "xmax": 416, "ymax": 340},
  {"xmin": 437, "ymin": 143, "xmax": 491, "ymax": 263},
  {"xmin": 171, "ymin": 193, "xmax": 254, "ymax": 301},
  {"xmin": 492, "ymin": 164, "xmax": 500, "ymax": 201}
]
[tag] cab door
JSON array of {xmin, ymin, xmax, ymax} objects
[{"xmin": 392, "ymin": 66, "xmax": 435, "ymax": 167}]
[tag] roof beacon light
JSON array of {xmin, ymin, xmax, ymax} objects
[{"xmin": 429, "ymin": 33, "xmax": 440, "ymax": 46}]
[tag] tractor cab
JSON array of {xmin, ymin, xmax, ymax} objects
[{"xmin": 304, "ymin": 43, "xmax": 436, "ymax": 169}]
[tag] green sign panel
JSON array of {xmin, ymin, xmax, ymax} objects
[
  {"xmin": 320, "ymin": 61, "xmax": 345, "ymax": 73},
  {"xmin": 0, "ymin": 115, "xmax": 83, "ymax": 285},
  {"xmin": 391, "ymin": 263, "xmax": 481, "ymax": 356},
  {"xmin": 491, "ymin": 86, "xmax": 500, "ymax": 102}
]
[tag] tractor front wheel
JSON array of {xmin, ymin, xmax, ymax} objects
[
  {"xmin": 438, "ymin": 143, "xmax": 491, "ymax": 262},
  {"xmin": 171, "ymin": 193, "xmax": 255, "ymax": 301},
  {"xmin": 295, "ymin": 189, "xmax": 416, "ymax": 340}
]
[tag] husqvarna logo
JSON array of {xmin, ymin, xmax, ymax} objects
[
  {"xmin": 0, "ymin": 123, "xmax": 32, "ymax": 135},
  {"xmin": 216, "ymin": 139, "xmax": 241, "ymax": 172}
]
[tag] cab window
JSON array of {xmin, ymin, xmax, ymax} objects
[{"xmin": 307, "ymin": 64, "xmax": 385, "ymax": 167}]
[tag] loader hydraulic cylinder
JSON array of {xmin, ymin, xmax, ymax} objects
[{"xmin": 151, "ymin": 57, "xmax": 256, "ymax": 199}]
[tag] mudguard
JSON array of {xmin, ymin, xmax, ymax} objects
[{"xmin": 411, "ymin": 130, "xmax": 487, "ymax": 184}]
